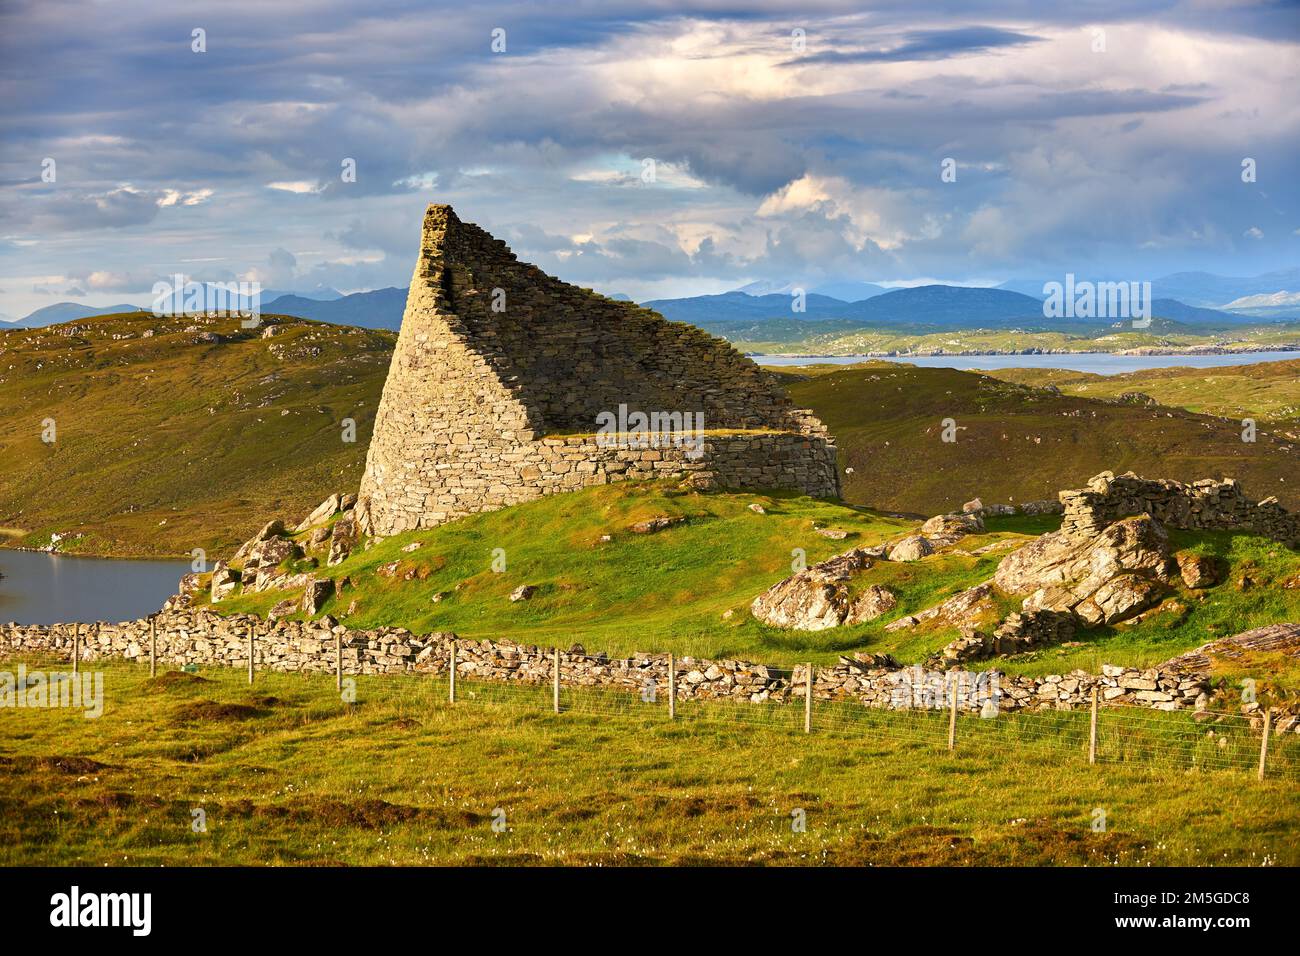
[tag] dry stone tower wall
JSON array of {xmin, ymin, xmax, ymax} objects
[{"xmin": 358, "ymin": 205, "xmax": 839, "ymax": 534}]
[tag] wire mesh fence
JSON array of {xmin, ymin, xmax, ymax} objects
[
  {"xmin": 305, "ymin": 645, "xmax": 1299, "ymax": 782},
  {"xmin": 4, "ymin": 640, "xmax": 1297, "ymax": 782}
]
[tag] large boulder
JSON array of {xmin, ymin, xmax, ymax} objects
[
  {"xmin": 995, "ymin": 514, "xmax": 1174, "ymax": 610},
  {"xmin": 210, "ymin": 563, "xmax": 239, "ymax": 602},
  {"xmin": 301, "ymin": 576, "xmax": 334, "ymax": 615},
  {"xmin": 1072, "ymin": 574, "xmax": 1167, "ymax": 625},
  {"xmin": 327, "ymin": 513, "xmax": 358, "ymax": 567},
  {"xmin": 295, "ymin": 494, "xmax": 342, "ymax": 533},
  {"xmin": 920, "ymin": 512, "xmax": 983, "ymax": 546},
  {"xmin": 888, "ymin": 535, "xmax": 933, "ymax": 562},
  {"xmin": 847, "ymin": 585, "xmax": 898, "ymax": 623},
  {"xmin": 750, "ymin": 548, "xmax": 885, "ymax": 630},
  {"xmin": 249, "ymin": 570, "xmax": 314, "ymax": 594},
  {"xmin": 244, "ymin": 535, "xmax": 302, "ymax": 573},
  {"xmin": 889, "ymin": 581, "xmax": 997, "ymax": 632},
  {"xmin": 1176, "ymin": 551, "xmax": 1219, "ymax": 589}
]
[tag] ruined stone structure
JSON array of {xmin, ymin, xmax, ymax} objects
[
  {"xmin": 1059, "ymin": 471, "xmax": 1300, "ymax": 547},
  {"xmin": 357, "ymin": 205, "xmax": 839, "ymax": 535}
]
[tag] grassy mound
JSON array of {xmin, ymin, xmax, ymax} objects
[{"xmin": 204, "ymin": 482, "xmax": 917, "ymax": 662}]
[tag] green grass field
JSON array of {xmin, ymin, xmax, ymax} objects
[{"xmin": 1, "ymin": 657, "xmax": 1296, "ymax": 866}]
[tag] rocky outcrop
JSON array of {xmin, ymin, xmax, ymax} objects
[
  {"xmin": 919, "ymin": 511, "xmax": 983, "ymax": 546},
  {"xmin": 327, "ymin": 513, "xmax": 357, "ymax": 566},
  {"xmin": 301, "ymin": 577, "xmax": 334, "ymax": 615},
  {"xmin": 210, "ymin": 564, "xmax": 238, "ymax": 603},
  {"xmin": 1176, "ymin": 551, "xmax": 1219, "ymax": 589},
  {"xmin": 1158, "ymin": 622, "xmax": 1300, "ymax": 674},
  {"xmin": 995, "ymin": 515, "xmax": 1175, "ymax": 625},
  {"xmin": 295, "ymin": 494, "xmax": 342, "ymax": 533},
  {"xmin": 885, "ymin": 581, "xmax": 997, "ymax": 633},
  {"xmin": 888, "ymin": 535, "xmax": 933, "ymax": 562},
  {"xmin": 750, "ymin": 548, "xmax": 894, "ymax": 630}
]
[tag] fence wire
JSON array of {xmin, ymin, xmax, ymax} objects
[{"xmin": 3, "ymin": 644, "xmax": 1296, "ymax": 782}]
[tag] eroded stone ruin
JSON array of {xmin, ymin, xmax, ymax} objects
[{"xmin": 356, "ymin": 204, "xmax": 839, "ymax": 536}]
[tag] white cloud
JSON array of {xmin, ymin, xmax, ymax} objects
[{"xmin": 265, "ymin": 181, "xmax": 323, "ymax": 194}]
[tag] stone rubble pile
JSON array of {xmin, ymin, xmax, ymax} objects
[{"xmin": 1059, "ymin": 471, "xmax": 1299, "ymax": 546}]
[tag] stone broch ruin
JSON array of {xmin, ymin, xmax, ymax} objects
[{"xmin": 356, "ymin": 204, "xmax": 839, "ymax": 535}]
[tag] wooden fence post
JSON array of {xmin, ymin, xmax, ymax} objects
[
  {"xmin": 1258, "ymin": 708, "xmax": 1272, "ymax": 782},
  {"xmin": 948, "ymin": 678, "xmax": 958, "ymax": 751},
  {"xmin": 449, "ymin": 639, "xmax": 457, "ymax": 704},
  {"xmin": 804, "ymin": 662, "xmax": 813, "ymax": 734},
  {"xmin": 668, "ymin": 654, "xmax": 676, "ymax": 720},
  {"xmin": 552, "ymin": 647, "xmax": 560, "ymax": 714},
  {"xmin": 335, "ymin": 632, "xmax": 343, "ymax": 693},
  {"xmin": 1089, "ymin": 687, "xmax": 1099, "ymax": 764},
  {"xmin": 149, "ymin": 617, "xmax": 157, "ymax": 678},
  {"xmin": 72, "ymin": 623, "xmax": 80, "ymax": 675},
  {"xmin": 247, "ymin": 628, "xmax": 254, "ymax": 685}
]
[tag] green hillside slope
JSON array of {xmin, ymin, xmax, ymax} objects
[
  {"xmin": 780, "ymin": 363, "xmax": 1299, "ymax": 516},
  {"xmin": 0, "ymin": 312, "xmax": 394, "ymax": 557},
  {"xmin": 194, "ymin": 481, "xmax": 1300, "ymax": 677},
  {"xmin": 982, "ymin": 359, "xmax": 1300, "ymax": 429},
  {"xmin": 2, "ymin": 314, "xmax": 1297, "ymax": 559}
]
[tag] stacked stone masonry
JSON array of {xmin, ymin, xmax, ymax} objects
[
  {"xmin": 3, "ymin": 611, "xmax": 1212, "ymax": 715},
  {"xmin": 1060, "ymin": 471, "xmax": 1300, "ymax": 546},
  {"xmin": 357, "ymin": 205, "xmax": 839, "ymax": 535}
]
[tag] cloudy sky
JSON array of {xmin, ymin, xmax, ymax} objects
[{"xmin": 1, "ymin": 0, "xmax": 1298, "ymax": 317}]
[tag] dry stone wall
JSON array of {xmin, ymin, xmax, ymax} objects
[
  {"xmin": 358, "ymin": 205, "xmax": 838, "ymax": 535},
  {"xmin": 2, "ymin": 610, "xmax": 1211, "ymax": 715},
  {"xmin": 1060, "ymin": 471, "xmax": 1300, "ymax": 546}
]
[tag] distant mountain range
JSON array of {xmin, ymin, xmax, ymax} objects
[
  {"xmin": 997, "ymin": 268, "xmax": 1300, "ymax": 310},
  {"xmin": 734, "ymin": 279, "xmax": 887, "ymax": 301},
  {"xmin": 261, "ymin": 288, "xmax": 407, "ymax": 330},
  {"xmin": 5, "ymin": 268, "xmax": 1296, "ymax": 335},
  {"xmin": 1, "ymin": 287, "xmax": 344, "ymax": 329},
  {"xmin": 642, "ymin": 285, "xmax": 1253, "ymax": 333},
  {"xmin": 7, "ymin": 302, "xmax": 145, "ymax": 327}
]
